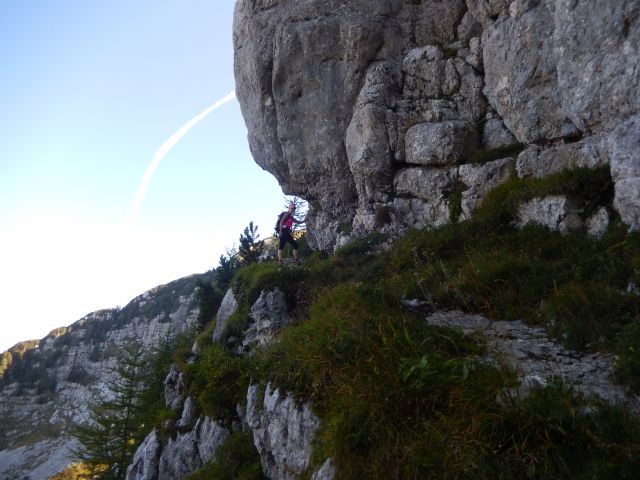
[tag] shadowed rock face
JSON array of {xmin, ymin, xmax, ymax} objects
[{"xmin": 234, "ymin": 0, "xmax": 640, "ymax": 249}]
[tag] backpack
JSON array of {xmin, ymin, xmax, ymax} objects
[{"xmin": 274, "ymin": 212, "xmax": 286, "ymax": 236}]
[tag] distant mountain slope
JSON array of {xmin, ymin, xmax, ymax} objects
[{"xmin": 0, "ymin": 272, "xmax": 208, "ymax": 480}]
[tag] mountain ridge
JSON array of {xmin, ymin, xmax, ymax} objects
[{"xmin": 0, "ymin": 272, "xmax": 206, "ymax": 480}]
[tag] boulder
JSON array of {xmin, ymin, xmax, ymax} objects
[
  {"xmin": 614, "ymin": 179, "xmax": 640, "ymax": 232},
  {"xmin": 515, "ymin": 139, "xmax": 606, "ymax": 179},
  {"xmin": 607, "ymin": 115, "xmax": 640, "ymax": 181},
  {"xmin": 586, "ymin": 207, "xmax": 610, "ymax": 238},
  {"xmin": 458, "ymin": 157, "xmax": 513, "ymax": 220},
  {"xmin": 393, "ymin": 167, "xmax": 457, "ymax": 227},
  {"xmin": 345, "ymin": 62, "xmax": 397, "ymax": 207},
  {"xmin": 466, "ymin": 0, "xmax": 511, "ymax": 26},
  {"xmin": 481, "ymin": 115, "xmax": 516, "ymax": 149},
  {"xmin": 405, "ymin": 121, "xmax": 479, "ymax": 166},
  {"xmin": 517, "ymin": 195, "xmax": 582, "ymax": 234}
]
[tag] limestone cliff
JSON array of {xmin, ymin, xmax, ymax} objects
[{"xmin": 234, "ymin": 0, "xmax": 639, "ymax": 250}]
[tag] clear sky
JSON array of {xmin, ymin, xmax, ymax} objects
[{"xmin": 0, "ymin": 0, "xmax": 285, "ymax": 352}]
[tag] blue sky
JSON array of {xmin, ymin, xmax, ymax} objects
[{"xmin": 0, "ymin": 0, "xmax": 285, "ymax": 352}]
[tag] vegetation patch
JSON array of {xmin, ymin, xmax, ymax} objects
[
  {"xmin": 258, "ymin": 284, "xmax": 640, "ymax": 478},
  {"xmin": 333, "ymin": 232, "xmax": 388, "ymax": 258},
  {"xmin": 232, "ymin": 262, "xmax": 308, "ymax": 316},
  {"xmin": 66, "ymin": 365, "xmax": 97, "ymax": 385},
  {"xmin": 183, "ymin": 343, "xmax": 254, "ymax": 424},
  {"xmin": 471, "ymin": 142, "xmax": 525, "ymax": 165},
  {"xmin": 615, "ymin": 320, "xmax": 640, "ymax": 393},
  {"xmin": 445, "ymin": 178, "xmax": 468, "ymax": 222},
  {"xmin": 186, "ymin": 430, "xmax": 264, "ymax": 480}
]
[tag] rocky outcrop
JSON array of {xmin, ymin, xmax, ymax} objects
[
  {"xmin": 212, "ymin": 288, "xmax": 239, "ymax": 342},
  {"xmin": 246, "ymin": 383, "xmax": 324, "ymax": 480},
  {"xmin": 234, "ymin": 0, "xmax": 640, "ymax": 249},
  {"xmin": 157, "ymin": 418, "xmax": 228, "ymax": 480},
  {"xmin": 126, "ymin": 430, "xmax": 162, "ymax": 480},
  {"xmin": 311, "ymin": 459, "xmax": 337, "ymax": 480},
  {"xmin": 424, "ymin": 310, "xmax": 639, "ymax": 409},
  {"xmin": 240, "ymin": 288, "xmax": 292, "ymax": 352},
  {"xmin": 216, "ymin": 287, "xmax": 294, "ymax": 354},
  {"xmin": 126, "ymin": 418, "xmax": 229, "ymax": 480},
  {"xmin": 126, "ymin": 383, "xmax": 230, "ymax": 480},
  {"xmin": 127, "ymin": 288, "xmax": 311, "ymax": 480},
  {"xmin": 164, "ymin": 363, "xmax": 186, "ymax": 412}
]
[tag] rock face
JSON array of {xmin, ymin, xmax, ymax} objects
[
  {"xmin": 157, "ymin": 417, "xmax": 229, "ymax": 480},
  {"xmin": 246, "ymin": 383, "xmax": 321, "ymax": 480},
  {"xmin": 241, "ymin": 288, "xmax": 293, "ymax": 352},
  {"xmin": 0, "ymin": 274, "xmax": 203, "ymax": 480},
  {"xmin": 126, "ymin": 418, "xmax": 229, "ymax": 480},
  {"xmin": 517, "ymin": 195, "xmax": 582, "ymax": 234},
  {"xmin": 234, "ymin": 0, "xmax": 640, "ymax": 249},
  {"xmin": 212, "ymin": 288, "xmax": 239, "ymax": 342},
  {"xmin": 126, "ymin": 376, "xmax": 230, "ymax": 480},
  {"xmin": 164, "ymin": 363, "xmax": 186, "ymax": 411},
  {"xmin": 126, "ymin": 430, "xmax": 162, "ymax": 480}
]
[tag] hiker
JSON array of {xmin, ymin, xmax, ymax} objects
[{"xmin": 278, "ymin": 203, "xmax": 305, "ymax": 264}]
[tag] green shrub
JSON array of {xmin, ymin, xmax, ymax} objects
[
  {"xmin": 474, "ymin": 383, "xmax": 640, "ymax": 480},
  {"xmin": 541, "ymin": 282, "xmax": 639, "ymax": 350},
  {"xmin": 186, "ymin": 430, "xmax": 264, "ymax": 480},
  {"xmin": 471, "ymin": 143, "xmax": 525, "ymax": 165},
  {"xmin": 232, "ymin": 263, "xmax": 308, "ymax": 316},
  {"xmin": 66, "ymin": 365, "xmax": 96, "ymax": 385},
  {"xmin": 184, "ymin": 343, "xmax": 254, "ymax": 424},
  {"xmin": 615, "ymin": 320, "xmax": 640, "ymax": 393},
  {"xmin": 334, "ymin": 232, "xmax": 388, "ymax": 258},
  {"xmin": 260, "ymin": 284, "xmax": 510, "ymax": 477}
]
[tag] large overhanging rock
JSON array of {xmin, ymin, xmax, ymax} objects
[
  {"xmin": 234, "ymin": 0, "xmax": 640, "ymax": 248},
  {"xmin": 235, "ymin": 0, "xmax": 405, "ymax": 249},
  {"xmin": 234, "ymin": 0, "xmax": 469, "ymax": 250}
]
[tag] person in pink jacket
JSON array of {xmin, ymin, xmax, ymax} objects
[{"xmin": 278, "ymin": 203, "xmax": 304, "ymax": 264}]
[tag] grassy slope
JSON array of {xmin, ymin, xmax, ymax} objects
[{"xmin": 181, "ymin": 166, "xmax": 640, "ymax": 479}]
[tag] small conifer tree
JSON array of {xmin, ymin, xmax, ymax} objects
[
  {"xmin": 72, "ymin": 341, "xmax": 148, "ymax": 480},
  {"xmin": 238, "ymin": 221, "xmax": 264, "ymax": 264}
]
